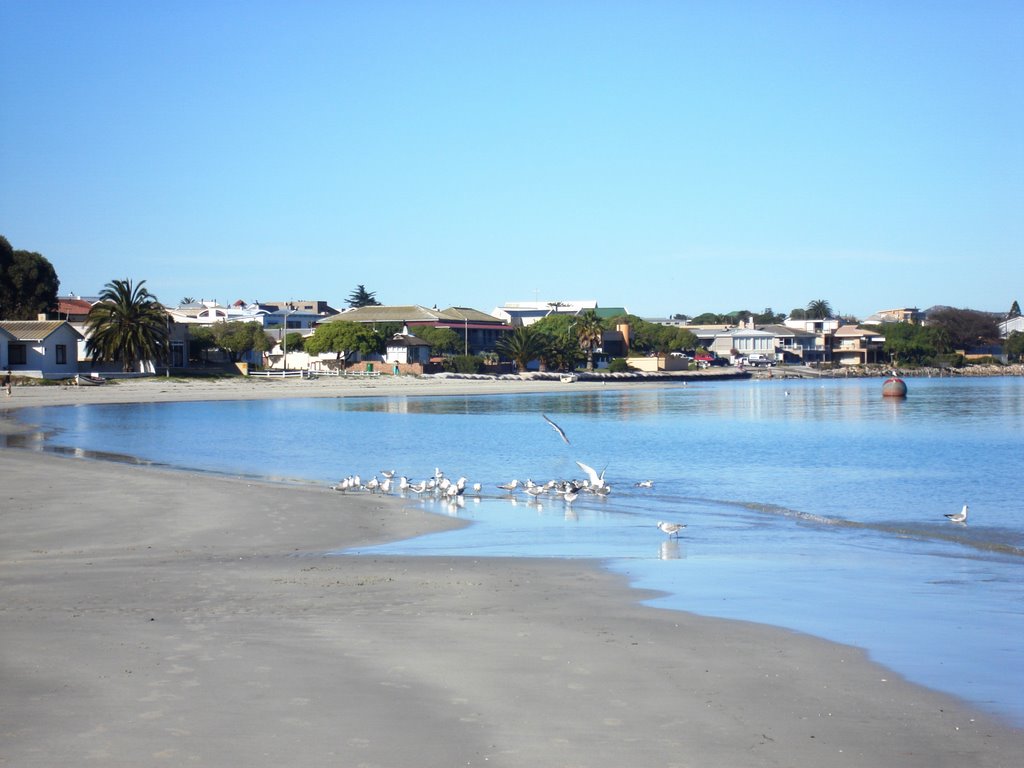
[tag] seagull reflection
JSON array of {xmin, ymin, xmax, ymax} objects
[{"xmin": 659, "ymin": 540, "xmax": 683, "ymax": 560}]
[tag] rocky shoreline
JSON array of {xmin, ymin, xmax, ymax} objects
[{"xmin": 812, "ymin": 363, "xmax": 1024, "ymax": 378}]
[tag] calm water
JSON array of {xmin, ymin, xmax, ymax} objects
[{"xmin": 11, "ymin": 377, "xmax": 1024, "ymax": 724}]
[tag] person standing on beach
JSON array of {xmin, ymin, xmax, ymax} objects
[{"xmin": 3, "ymin": 370, "xmax": 11, "ymax": 396}]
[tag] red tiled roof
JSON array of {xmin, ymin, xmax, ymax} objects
[{"xmin": 58, "ymin": 298, "xmax": 93, "ymax": 315}]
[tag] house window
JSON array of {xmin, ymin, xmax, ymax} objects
[
  {"xmin": 56, "ymin": 344, "xmax": 67, "ymax": 364},
  {"xmin": 9, "ymin": 343, "xmax": 27, "ymax": 365}
]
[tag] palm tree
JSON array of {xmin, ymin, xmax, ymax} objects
[
  {"xmin": 575, "ymin": 310, "xmax": 605, "ymax": 371},
  {"xmin": 86, "ymin": 279, "xmax": 169, "ymax": 372},
  {"xmin": 496, "ymin": 326, "xmax": 546, "ymax": 371},
  {"xmin": 806, "ymin": 299, "xmax": 833, "ymax": 319},
  {"xmin": 539, "ymin": 331, "xmax": 581, "ymax": 372}
]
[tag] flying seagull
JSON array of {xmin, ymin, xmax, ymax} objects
[
  {"xmin": 657, "ymin": 521, "xmax": 686, "ymax": 538},
  {"xmin": 944, "ymin": 504, "xmax": 968, "ymax": 524},
  {"xmin": 542, "ymin": 414, "xmax": 570, "ymax": 444}
]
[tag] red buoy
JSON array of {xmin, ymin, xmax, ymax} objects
[{"xmin": 882, "ymin": 377, "xmax": 907, "ymax": 398}]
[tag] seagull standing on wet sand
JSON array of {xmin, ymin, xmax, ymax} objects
[
  {"xmin": 657, "ymin": 521, "xmax": 686, "ymax": 538},
  {"xmin": 945, "ymin": 504, "xmax": 969, "ymax": 523}
]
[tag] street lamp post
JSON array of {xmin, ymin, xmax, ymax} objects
[{"xmin": 281, "ymin": 309, "xmax": 295, "ymax": 373}]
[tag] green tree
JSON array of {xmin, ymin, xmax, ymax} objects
[
  {"xmin": 788, "ymin": 308, "xmax": 808, "ymax": 320},
  {"xmin": 347, "ymin": 284, "xmax": 381, "ymax": 308},
  {"xmin": 211, "ymin": 321, "xmax": 271, "ymax": 362},
  {"xmin": 669, "ymin": 328, "xmax": 698, "ymax": 352},
  {"xmin": 85, "ymin": 279, "xmax": 169, "ymax": 372},
  {"xmin": 575, "ymin": 310, "xmax": 605, "ymax": 371},
  {"xmin": 180, "ymin": 296, "xmax": 196, "ymax": 305},
  {"xmin": 449, "ymin": 354, "xmax": 485, "ymax": 373},
  {"xmin": 284, "ymin": 331, "xmax": 305, "ymax": 353},
  {"xmin": 1007, "ymin": 300, "xmax": 1020, "ymax": 319},
  {"xmin": 754, "ymin": 307, "xmax": 785, "ymax": 324},
  {"xmin": 539, "ymin": 335, "xmax": 582, "ymax": 372},
  {"xmin": 413, "ymin": 325, "xmax": 462, "ymax": 355},
  {"xmin": 1005, "ymin": 331, "xmax": 1024, "ymax": 361},
  {"xmin": 495, "ymin": 325, "xmax": 546, "ymax": 370},
  {"xmin": 189, "ymin": 325, "xmax": 217, "ymax": 364},
  {"xmin": 305, "ymin": 320, "xmax": 380, "ymax": 364},
  {"xmin": 691, "ymin": 312, "xmax": 724, "ymax": 324},
  {"xmin": 0, "ymin": 236, "xmax": 14, "ymax": 309},
  {"xmin": 882, "ymin": 322, "xmax": 943, "ymax": 365},
  {"xmin": 532, "ymin": 314, "xmax": 583, "ymax": 371},
  {"xmin": 806, "ymin": 299, "xmax": 833, "ymax": 319},
  {"xmin": 926, "ymin": 308, "xmax": 999, "ymax": 351},
  {"xmin": 0, "ymin": 247, "xmax": 60, "ymax": 319}
]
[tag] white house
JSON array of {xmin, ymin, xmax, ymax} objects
[
  {"xmin": 385, "ymin": 332, "xmax": 431, "ymax": 365},
  {"xmin": 0, "ymin": 320, "xmax": 83, "ymax": 379},
  {"xmin": 998, "ymin": 316, "xmax": 1024, "ymax": 337},
  {"xmin": 709, "ymin": 328, "xmax": 777, "ymax": 362},
  {"xmin": 167, "ymin": 301, "xmax": 269, "ymax": 326},
  {"xmin": 784, "ymin": 316, "xmax": 842, "ymax": 334},
  {"xmin": 491, "ymin": 300, "xmax": 598, "ymax": 327}
]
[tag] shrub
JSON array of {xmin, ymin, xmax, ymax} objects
[
  {"xmin": 607, "ymin": 358, "xmax": 633, "ymax": 373},
  {"xmin": 451, "ymin": 354, "xmax": 486, "ymax": 374}
]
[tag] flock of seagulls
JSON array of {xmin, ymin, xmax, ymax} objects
[
  {"xmin": 332, "ymin": 415, "xmax": 971, "ymax": 539},
  {"xmin": 331, "ymin": 414, "xmax": 688, "ymax": 538},
  {"xmin": 333, "ymin": 467, "xmax": 481, "ymax": 501}
]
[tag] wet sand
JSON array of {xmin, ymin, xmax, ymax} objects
[{"xmin": 2, "ymin": 379, "xmax": 1022, "ymax": 766}]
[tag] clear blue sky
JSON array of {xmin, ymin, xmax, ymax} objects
[{"xmin": 2, "ymin": 1, "xmax": 1021, "ymax": 318}]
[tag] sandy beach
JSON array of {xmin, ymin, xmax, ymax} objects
[{"xmin": 3, "ymin": 378, "xmax": 1022, "ymax": 766}]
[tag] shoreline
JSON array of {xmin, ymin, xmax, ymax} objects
[
  {"xmin": 0, "ymin": 373, "xmax": 702, "ymax": 414},
  {"xmin": 2, "ymin": 449, "xmax": 1021, "ymax": 766},
  {"xmin": 3, "ymin": 377, "xmax": 1022, "ymax": 765},
  {"xmin": 1, "ymin": 361, "xmax": 1019, "ymax": 416}
]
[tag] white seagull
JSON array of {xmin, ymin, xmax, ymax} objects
[
  {"xmin": 657, "ymin": 521, "xmax": 686, "ymax": 538},
  {"xmin": 634, "ymin": 480, "xmax": 654, "ymax": 488},
  {"xmin": 542, "ymin": 414, "xmax": 570, "ymax": 445},
  {"xmin": 575, "ymin": 460, "xmax": 606, "ymax": 489},
  {"xmin": 497, "ymin": 479, "xmax": 520, "ymax": 492},
  {"xmin": 944, "ymin": 504, "xmax": 969, "ymax": 524}
]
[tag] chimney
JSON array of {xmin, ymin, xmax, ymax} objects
[{"xmin": 616, "ymin": 323, "xmax": 631, "ymax": 350}]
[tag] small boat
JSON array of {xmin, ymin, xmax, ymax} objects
[
  {"xmin": 75, "ymin": 374, "xmax": 107, "ymax": 386},
  {"xmin": 560, "ymin": 374, "xmax": 578, "ymax": 383}
]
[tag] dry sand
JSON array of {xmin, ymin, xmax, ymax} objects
[{"xmin": 2, "ymin": 378, "xmax": 1022, "ymax": 767}]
